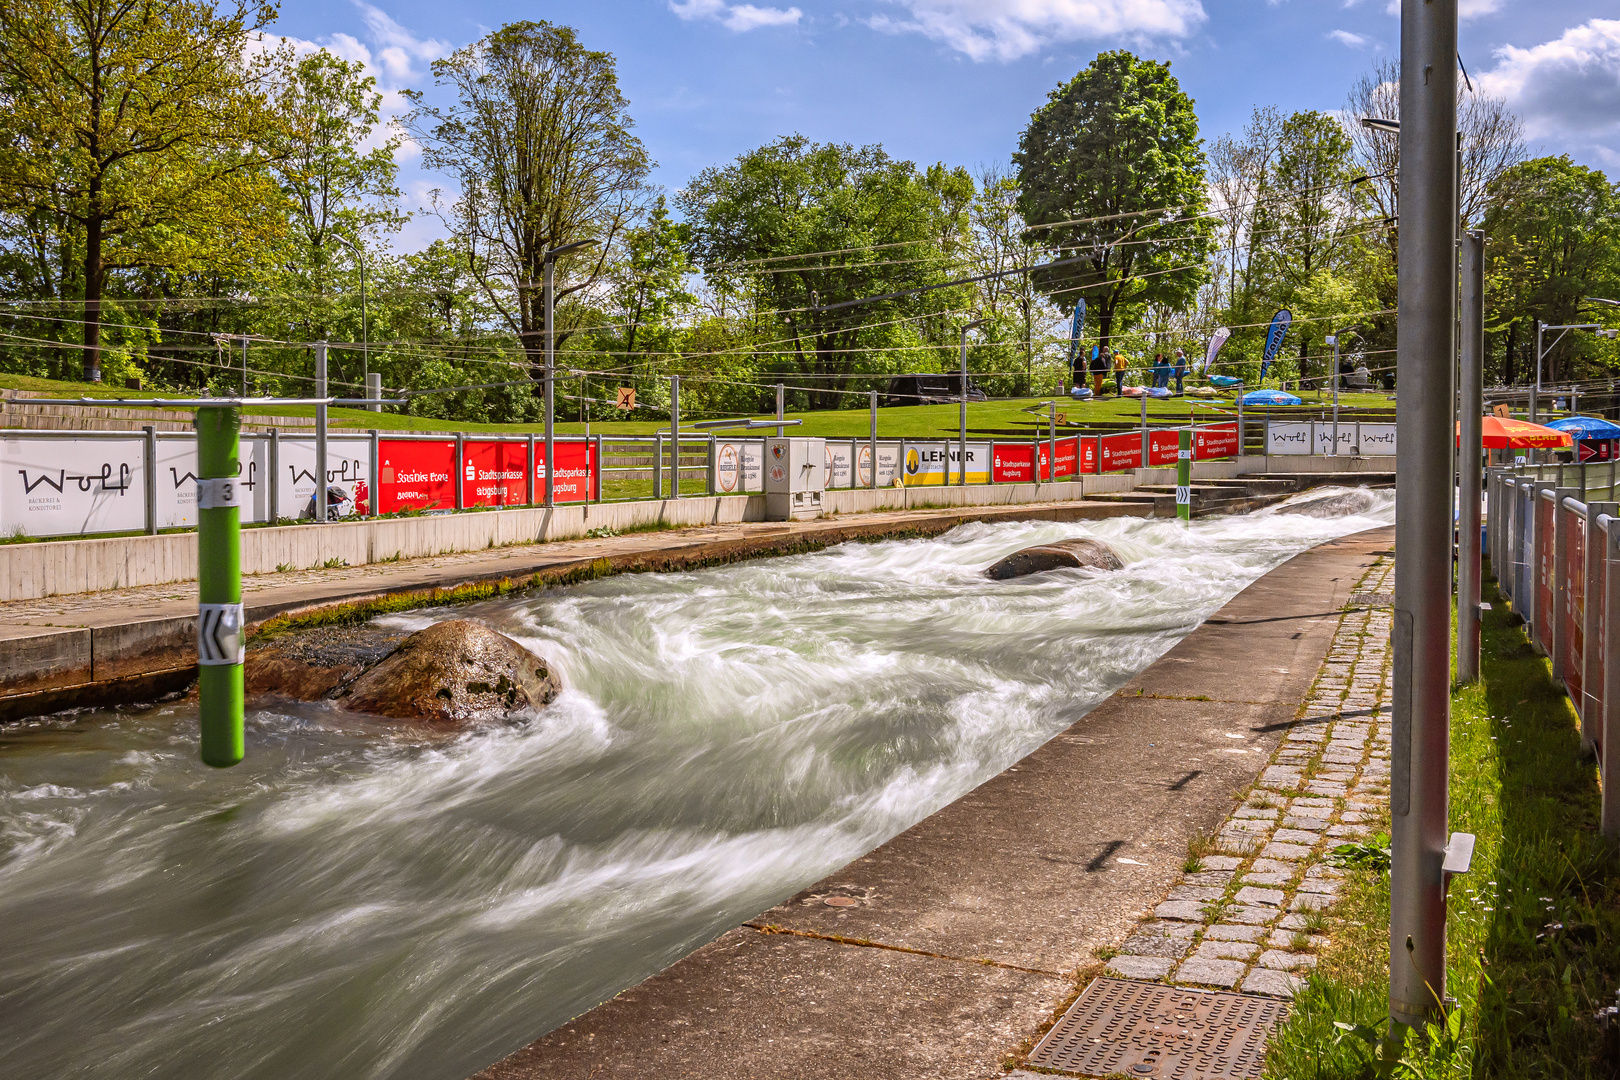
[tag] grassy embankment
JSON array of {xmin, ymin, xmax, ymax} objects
[
  {"xmin": 1265, "ymin": 571, "xmax": 1620, "ymax": 1078},
  {"xmin": 2, "ymin": 370, "xmax": 1396, "ymax": 438}
]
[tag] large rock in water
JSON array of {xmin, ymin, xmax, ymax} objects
[
  {"xmin": 336, "ymin": 619, "xmax": 561, "ymax": 723},
  {"xmin": 984, "ymin": 537, "xmax": 1124, "ymax": 580}
]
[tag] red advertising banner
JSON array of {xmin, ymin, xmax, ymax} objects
[
  {"xmin": 377, "ymin": 439, "xmax": 455, "ymax": 513},
  {"xmin": 463, "ymin": 440, "xmax": 528, "ymax": 507},
  {"xmin": 1194, "ymin": 423, "xmax": 1240, "ymax": 460},
  {"xmin": 1036, "ymin": 436, "xmax": 1080, "ymax": 480},
  {"xmin": 1147, "ymin": 430, "xmax": 1182, "ymax": 467},
  {"xmin": 536, "ymin": 440, "xmax": 598, "ymax": 503},
  {"xmin": 991, "ymin": 443, "xmax": 1036, "ymax": 483},
  {"xmin": 1097, "ymin": 432, "xmax": 1143, "ymax": 472},
  {"xmin": 1079, "ymin": 436, "xmax": 1098, "ymax": 475}
]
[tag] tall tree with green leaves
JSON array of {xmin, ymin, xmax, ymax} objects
[
  {"xmin": 1484, "ymin": 156, "xmax": 1620, "ymax": 386},
  {"xmin": 406, "ymin": 21, "xmax": 650, "ymax": 381},
  {"xmin": 0, "ymin": 0, "xmax": 288, "ymax": 381},
  {"xmin": 609, "ymin": 194, "xmax": 693, "ymax": 386},
  {"xmin": 679, "ymin": 135, "xmax": 974, "ymax": 408},
  {"xmin": 1014, "ymin": 51, "xmax": 1214, "ymax": 348}
]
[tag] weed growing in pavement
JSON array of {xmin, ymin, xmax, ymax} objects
[
  {"xmin": 274, "ymin": 562, "xmax": 294, "ymax": 573},
  {"xmin": 1265, "ymin": 572, "xmax": 1620, "ymax": 1079}
]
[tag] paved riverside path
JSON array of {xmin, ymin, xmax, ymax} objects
[{"xmin": 471, "ymin": 525, "xmax": 1394, "ymax": 1080}]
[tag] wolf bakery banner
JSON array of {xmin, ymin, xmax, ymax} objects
[
  {"xmin": 991, "ymin": 443, "xmax": 1036, "ymax": 483},
  {"xmin": 0, "ymin": 435, "xmax": 146, "ymax": 537},
  {"xmin": 1266, "ymin": 422, "xmax": 1313, "ymax": 455},
  {"xmin": 377, "ymin": 439, "xmax": 455, "ymax": 513},
  {"xmin": 462, "ymin": 441, "xmax": 528, "ymax": 507},
  {"xmin": 272, "ymin": 438, "xmax": 371, "ymax": 520},
  {"xmin": 1193, "ymin": 423, "xmax": 1240, "ymax": 460},
  {"xmin": 536, "ymin": 440, "xmax": 598, "ymax": 503}
]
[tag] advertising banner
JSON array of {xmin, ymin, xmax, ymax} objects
[
  {"xmin": 1193, "ymin": 423, "xmax": 1240, "ymax": 460},
  {"xmin": 991, "ymin": 443, "xmax": 1036, "ymax": 483},
  {"xmin": 154, "ymin": 436, "xmax": 200, "ymax": 529},
  {"xmin": 536, "ymin": 439, "xmax": 597, "ymax": 503},
  {"xmin": 1313, "ymin": 424, "xmax": 1356, "ymax": 456},
  {"xmin": 1097, "ymin": 432, "xmax": 1143, "ymax": 472},
  {"xmin": 463, "ymin": 440, "xmax": 528, "ymax": 508},
  {"xmin": 1266, "ymin": 422, "xmax": 1313, "ymax": 455},
  {"xmin": 1037, "ymin": 436, "xmax": 1080, "ymax": 480},
  {"xmin": 0, "ymin": 435, "xmax": 146, "ymax": 537},
  {"xmin": 715, "ymin": 440, "xmax": 764, "ymax": 493},
  {"xmin": 857, "ymin": 442, "xmax": 901, "ymax": 487},
  {"xmin": 1355, "ymin": 423, "xmax": 1397, "ymax": 455},
  {"xmin": 1079, "ymin": 436, "xmax": 1099, "ymax": 474},
  {"xmin": 275, "ymin": 438, "xmax": 371, "ymax": 520},
  {"xmin": 902, "ymin": 442, "xmax": 949, "ymax": 485},
  {"xmin": 1147, "ymin": 429, "xmax": 1182, "ymax": 468},
  {"xmin": 825, "ymin": 441, "xmax": 854, "ymax": 489},
  {"xmin": 378, "ymin": 439, "xmax": 455, "ymax": 513}
]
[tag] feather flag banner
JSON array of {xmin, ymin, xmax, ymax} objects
[
  {"xmin": 1261, "ymin": 309, "xmax": 1293, "ymax": 377},
  {"xmin": 1065, "ymin": 300, "xmax": 1086, "ymax": 367},
  {"xmin": 1200, "ymin": 326, "xmax": 1231, "ymax": 374}
]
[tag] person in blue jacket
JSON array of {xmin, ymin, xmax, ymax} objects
[{"xmin": 1173, "ymin": 349, "xmax": 1189, "ymax": 395}]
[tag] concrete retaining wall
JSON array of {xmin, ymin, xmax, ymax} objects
[{"xmin": 0, "ymin": 453, "xmax": 1389, "ymax": 602}]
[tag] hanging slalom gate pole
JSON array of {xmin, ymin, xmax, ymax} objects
[
  {"xmin": 1390, "ymin": 0, "xmax": 1460, "ymax": 1032},
  {"xmin": 1177, "ymin": 428, "xmax": 1191, "ymax": 522},
  {"xmin": 196, "ymin": 405, "xmax": 245, "ymax": 767}
]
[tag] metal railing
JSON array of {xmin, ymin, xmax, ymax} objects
[{"xmin": 1487, "ymin": 463, "xmax": 1620, "ymax": 836}]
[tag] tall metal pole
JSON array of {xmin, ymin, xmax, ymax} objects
[
  {"xmin": 544, "ymin": 257, "xmax": 556, "ymax": 508},
  {"xmin": 959, "ymin": 327, "xmax": 969, "ymax": 486},
  {"xmin": 1533, "ymin": 321, "xmax": 1543, "ymax": 424},
  {"xmin": 315, "ymin": 342, "xmax": 328, "ymax": 522},
  {"xmin": 196, "ymin": 405, "xmax": 244, "ymax": 767},
  {"xmin": 1459, "ymin": 231, "xmax": 1485, "ymax": 681},
  {"xmin": 240, "ymin": 334, "xmax": 248, "ymax": 398},
  {"xmin": 869, "ymin": 391, "xmax": 878, "ymax": 489},
  {"xmin": 1331, "ymin": 336, "xmax": 1340, "ymax": 455},
  {"xmin": 1391, "ymin": 0, "xmax": 1458, "ymax": 1031},
  {"xmin": 776, "ymin": 383, "xmax": 785, "ymax": 438},
  {"xmin": 670, "ymin": 375, "xmax": 680, "ymax": 500}
]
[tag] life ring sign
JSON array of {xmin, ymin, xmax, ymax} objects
[{"xmin": 717, "ymin": 442, "xmax": 740, "ymax": 493}]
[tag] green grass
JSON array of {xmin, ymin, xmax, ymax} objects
[
  {"xmin": 4, "ymin": 370, "xmax": 1397, "ymax": 439},
  {"xmin": 1265, "ymin": 569, "xmax": 1620, "ymax": 1079}
]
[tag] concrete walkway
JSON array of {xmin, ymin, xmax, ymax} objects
[{"xmin": 471, "ymin": 525, "xmax": 1394, "ymax": 1080}]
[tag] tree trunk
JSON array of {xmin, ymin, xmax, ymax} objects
[{"xmin": 82, "ymin": 213, "xmax": 104, "ymax": 383}]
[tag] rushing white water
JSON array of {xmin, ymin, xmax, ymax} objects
[{"xmin": 0, "ymin": 491, "xmax": 1391, "ymax": 1079}]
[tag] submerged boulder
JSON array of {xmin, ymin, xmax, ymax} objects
[
  {"xmin": 1276, "ymin": 488, "xmax": 1379, "ymax": 518},
  {"xmin": 337, "ymin": 619, "xmax": 561, "ymax": 723},
  {"xmin": 984, "ymin": 537, "xmax": 1124, "ymax": 580}
]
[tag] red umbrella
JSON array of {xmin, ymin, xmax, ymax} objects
[{"xmin": 1461, "ymin": 416, "xmax": 1574, "ymax": 449}]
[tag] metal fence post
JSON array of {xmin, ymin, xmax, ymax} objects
[
  {"xmin": 315, "ymin": 342, "xmax": 328, "ymax": 522},
  {"xmin": 454, "ymin": 432, "xmax": 465, "ymax": 511},
  {"xmin": 593, "ymin": 434, "xmax": 602, "ymax": 502},
  {"xmin": 368, "ymin": 429, "xmax": 379, "ymax": 518},
  {"xmin": 1604, "ymin": 515, "xmax": 1620, "ymax": 839},
  {"xmin": 268, "ymin": 428, "xmax": 280, "ymax": 523},
  {"xmin": 869, "ymin": 391, "xmax": 878, "ymax": 490},
  {"xmin": 526, "ymin": 433, "xmax": 536, "ymax": 506},
  {"xmin": 670, "ymin": 375, "xmax": 680, "ymax": 501},
  {"xmin": 1586, "ymin": 502, "xmax": 1618, "ymax": 753},
  {"xmin": 1553, "ymin": 488, "xmax": 1578, "ymax": 685},
  {"xmin": 653, "ymin": 433, "xmax": 663, "ymax": 500},
  {"xmin": 143, "ymin": 425, "xmax": 158, "ymax": 534}
]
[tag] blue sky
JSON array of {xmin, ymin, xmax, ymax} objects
[{"xmin": 266, "ymin": 1, "xmax": 1620, "ymax": 250}]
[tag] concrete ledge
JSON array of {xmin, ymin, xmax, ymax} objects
[{"xmin": 0, "ymin": 627, "xmax": 92, "ymax": 697}]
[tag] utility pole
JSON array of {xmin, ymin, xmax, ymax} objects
[
  {"xmin": 543, "ymin": 239, "xmax": 598, "ymax": 508},
  {"xmin": 959, "ymin": 318, "xmax": 987, "ymax": 485},
  {"xmin": 315, "ymin": 342, "xmax": 328, "ymax": 522},
  {"xmin": 1459, "ymin": 231, "xmax": 1485, "ymax": 681},
  {"xmin": 1391, "ymin": 0, "xmax": 1458, "ymax": 1032}
]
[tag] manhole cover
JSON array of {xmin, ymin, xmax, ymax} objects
[
  {"xmin": 1027, "ymin": 978, "xmax": 1287, "ymax": 1079},
  {"xmin": 1349, "ymin": 592, "xmax": 1393, "ymax": 608}
]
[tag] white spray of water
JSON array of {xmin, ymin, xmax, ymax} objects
[{"xmin": 0, "ymin": 495, "xmax": 1391, "ymax": 1079}]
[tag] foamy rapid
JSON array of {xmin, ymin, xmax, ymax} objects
[{"xmin": 0, "ymin": 492, "xmax": 1392, "ymax": 1079}]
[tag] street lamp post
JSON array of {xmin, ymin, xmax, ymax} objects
[
  {"xmin": 959, "ymin": 318, "xmax": 988, "ymax": 485},
  {"xmin": 543, "ymin": 240, "xmax": 599, "ymax": 507}
]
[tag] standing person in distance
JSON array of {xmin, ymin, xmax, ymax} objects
[
  {"xmin": 1089, "ymin": 344, "xmax": 1108, "ymax": 398},
  {"xmin": 1112, "ymin": 347, "xmax": 1128, "ymax": 396},
  {"xmin": 1173, "ymin": 349, "xmax": 1188, "ymax": 395}
]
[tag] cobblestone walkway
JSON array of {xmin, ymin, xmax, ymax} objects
[{"xmin": 1102, "ymin": 555, "xmax": 1394, "ymax": 998}]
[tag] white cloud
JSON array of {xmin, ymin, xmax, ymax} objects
[
  {"xmin": 670, "ymin": 0, "xmax": 803, "ymax": 32},
  {"xmin": 352, "ymin": 1, "xmax": 451, "ymax": 83},
  {"xmin": 1329, "ymin": 29, "xmax": 1374, "ymax": 49},
  {"xmin": 1478, "ymin": 19, "xmax": 1620, "ymax": 140},
  {"xmin": 863, "ymin": 0, "xmax": 1206, "ymax": 62}
]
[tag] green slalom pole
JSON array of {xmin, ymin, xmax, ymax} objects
[
  {"xmin": 196, "ymin": 406, "xmax": 245, "ymax": 767},
  {"xmin": 1177, "ymin": 428, "xmax": 1192, "ymax": 522}
]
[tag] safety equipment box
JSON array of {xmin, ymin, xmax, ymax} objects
[{"xmin": 764, "ymin": 437, "xmax": 826, "ymax": 520}]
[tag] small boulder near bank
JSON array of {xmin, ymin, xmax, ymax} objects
[
  {"xmin": 337, "ymin": 619, "xmax": 561, "ymax": 724},
  {"xmin": 984, "ymin": 537, "xmax": 1124, "ymax": 580}
]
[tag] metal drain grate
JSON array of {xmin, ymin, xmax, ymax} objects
[
  {"xmin": 1349, "ymin": 591, "xmax": 1394, "ymax": 608},
  {"xmin": 1027, "ymin": 978, "xmax": 1288, "ymax": 1079}
]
